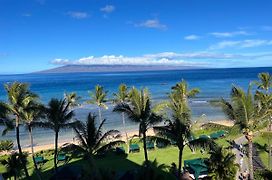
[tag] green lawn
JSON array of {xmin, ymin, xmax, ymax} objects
[{"xmin": 0, "ymin": 124, "xmax": 240, "ymax": 179}]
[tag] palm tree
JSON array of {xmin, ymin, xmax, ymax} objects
[
  {"xmin": 254, "ymin": 72, "xmax": 272, "ymax": 91},
  {"xmin": 72, "ymin": 113, "xmax": 124, "ymax": 158},
  {"xmin": 64, "ymin": 92, "xmax": 81, "ymax": 107},
  {"xmin": 154, "ymin": 80, "xmax": 213, "ymax": 178},
  {"xmin": 254, "ymin": 72, "xmax": 272, "ymax": 169},
  {"xmin": 0, "ymin": 140, "xmax": 14, "ymax": 152},
  {"xmin": 0, "ymin": 82, "xmax": 38, "ymax": 178},
  {"xmin": 113, "ymin": 88, "xmax": 163, "ymax": 162},
  {"xmin": 215, "ymin": 85, "xmax": 269, "ymax": 180},
  {"xmin": 207, "ymin": 146, "xmax": 238, "ymax": 180},
  {"xmin": 87, "ymin": 85, "xmax": 108, "ymax": 124},
  {"xmin": 171, "ymin": 79, "xmax": 200, "ymax": 102},
  {"xmin": 113, "ymin": 84, "xmax": 130, "ymax": 151},
  {"xmin": 35, "ymin": 98, "xmax": 77, "ymax": 172},
  {"xmin": 0, "ymin": 152, "xmax": 28, "ymax": 180},
  {"xmin": 21, "ymin": 101, "xmax": 44, "ymax": 178}
]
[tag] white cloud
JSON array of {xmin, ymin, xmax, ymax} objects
[
  {"xmin": 51, "ymin": 52, "xmax": 246, "ymax": 67},
  {"xmin": 209, "ymin": 39, "xmax": 272, "ymax": 50},
  {"xmin": 135, "ymin": 19, "xmax": 167, "ymax": 30},
  {"xmin": 52, "ymin": 58, "xmax": 70, "ymax": 65},
  {"xmin": 67, "ymin": 11, "xmax": 89, "ymax": 19},
  {"xmin": 210, "ymin": 31, "xmax": 250, "ymax": 38},
  {"xmin": 51, "ymin": 52, "xmax": 272, "ymax": 68},
  {"xmin": 100, "ymin": 5, "xmax": 115, "ymax": 13},
  {"xmin": 144, "ymin": 52, "xmax": 239, "ymax": 59},
  {"xmin": 184, "ymin": 35, "xmax": 200, "ymax": 40}
]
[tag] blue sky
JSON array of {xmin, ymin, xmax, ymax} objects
[{"xmin": 1, "ymin": 0, "xmax": 272, "ymax": 74}]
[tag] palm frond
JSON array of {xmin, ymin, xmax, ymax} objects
[
  {"xmin": 94, "ymin": 130, "xmax": 120, "ymax": 151},
  {"xmin": 95, "ymin": 140, "xmax": 125, "ymax": 154},
  {"xmin": 188, "ymin": 137, "xmax": 217, "ymax": 151}
]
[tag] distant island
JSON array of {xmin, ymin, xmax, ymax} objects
[{"xmin": 35, "ymin": 65, "xmax": 201, "ymax": 74}]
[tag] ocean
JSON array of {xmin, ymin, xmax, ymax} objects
[{"xmin": 0, "ymin": 67, "xmax": 271, "ymax": 147}]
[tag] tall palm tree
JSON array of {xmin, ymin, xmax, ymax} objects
[
  {"xmin": 254, "ymin": 72, "xmax": 272, "ymax": 169},
  {"xmin": 207, "ymin": 146, "xmax": 238, "ymax": 180},
  {"xmin": 64, "ymin": 92, "xmax": 81, "ymax": 107},
  {"xmin": 154, "ymin": 80, "xmax": 213, "ymax": 178},
  {"xmin": 171, "ymin": 79, "xmax": 200, "ymax": 103},
  {"xmin": 216, "ymin": 85, "xmax": 269, "ymax": 180},
  {"xmin": 35, "ymin": 98, "xmax": 77, "ymax": 172},
  {"xmin": 71, "ymin": 113, "xmax": 124, "ymax": 158},
  {"xmin": 0, "ymin": 82, "xmax": 38, "ymax": 178},
  {"xmin": 0, "ymin": 152, "xmax": 28, "ymax": 180},
  {"xmin": 113, "ymin": 88, "xmax": 163, "ymax": 162},
  {"xmin": 87, "ymin": 85, "xmax": 108, "ymax": 124},
  {"xmin": 21, "ymin": 101, "xmax": 44, "ymax": 178},
  {"xmin": 255, "ymin": 72, "xmax": 272, "ymax": 91},
  {"xmin": 113, "ymin": 84, "xmax": 130, "ymax": 151}
]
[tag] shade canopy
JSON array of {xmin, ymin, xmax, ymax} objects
[{"xmin": 184, "ymin": 158, "xmax": 208, "ymax": 180}]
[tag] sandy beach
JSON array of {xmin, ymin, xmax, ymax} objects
[{"xmin": 12, "ymin": 120, "xmax": 234, "ymax": 154}]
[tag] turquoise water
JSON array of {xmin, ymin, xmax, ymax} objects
[{"xmin": 0, "ymin": 67, "xmax": 271, "ymax": 147}]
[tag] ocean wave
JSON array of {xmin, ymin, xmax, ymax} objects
[{"xmin": 191, "ymin": 100, "xmax": 208, "ymax": 104}]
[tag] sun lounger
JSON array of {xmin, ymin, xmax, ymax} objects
[
  {"xmin": 129, "ymin": 144, "xmax": 140, "ymax": 153},
  {"xmin": 34, "ymin": 156, "xmax": 44, "ymax": 164},
  {"xmin": 156, "ymin": 142, "xmax": 167, "ymax": 148},
  {"xmin": 146, "ymin": 142, "xmax": 155, "ymax": 150},
  {"xmin": 57, "ymin": 153, "xmax": 67, "ymax": 162},
  {"xmin": 209, "ymin": 130, "xmax": 227, "ymax": 139},
  {"xmin": 199, "ymin": 135, "xmax": 210, "ymax": 139}
]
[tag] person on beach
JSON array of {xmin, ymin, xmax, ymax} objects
[{"xmin": 239, "ymin": 158, "xmax": 243, "ymax": 167}]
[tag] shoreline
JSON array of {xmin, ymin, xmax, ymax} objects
[{"xmin": 9, "ymin": 120, "xmax": 234, "ymax": 154}]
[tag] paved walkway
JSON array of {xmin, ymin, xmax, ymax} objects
[{"xmin": 232, "ymin": 135, "xmax": 248, "ymax": 179}]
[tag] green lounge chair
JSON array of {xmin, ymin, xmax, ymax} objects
[
  {"xmin": 156, "ymin": 142, "xmax": 167, "ymax": 148},
  {"xmin": 146, "ymin": 142, "xmax": 155, "ymax": 150},
  {"xmin": 129, "ymin": 144, "xmax": 140, "ymax": 153},
  {"xmin": 199, "ymin": 135, "xmax": 210, "ymax": 139},
  {"xmin": 34, "ymin": 156, "xmax": 44, "ymax": 164},
  {"xmin": 210, "ymin": 130, "xmax": 227, "ymax": 139},
  {"xmin": 57, "ymin": 153, "xmax": 67, "ymax": 163}
]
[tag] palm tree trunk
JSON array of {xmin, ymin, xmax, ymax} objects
[
  {"xmin": 142, "ymin": 131, "xmax": 148, "ymax": 162},
  {"xmin": 15, "ymin": 116, "xmax": 29, "ymax": 179},
  {"xmin": 269, "ymin": 135, "xmax": 271, "ymax": 170},
  {"xmin": 248, "ymin": 139, "xmax": 254, "ymax": 180},
  {"xmin": 178, "ymin": 146, "xmax": 184, "ymax": 179},
  {"xmin": 28, "ymin": 126, "xmax": 41, "ymax": 180},
  {"xmin": 54, "ymin": 131, "xmax": 59, "ymax": 173},
  {"xmin": 122, "ymin": 112, "xmax": 129, "ymax": 153},
  {"xmin": 98, "ymin": 106, "xmax": 102, "ymax": 124},
  {"xmin": 268, "ymin": 117, "xmax": 272, "ymax": 170}
]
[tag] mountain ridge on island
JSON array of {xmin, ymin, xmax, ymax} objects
[{"xmin": 35, "ymin": 64, "xmax": 202, "ymax": 74}]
